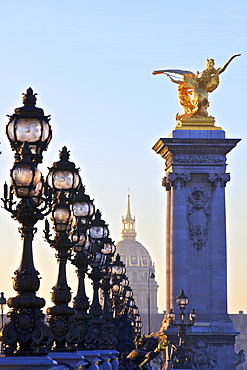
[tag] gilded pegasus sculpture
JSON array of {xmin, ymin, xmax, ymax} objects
[{"xmin": 153, "ymin": 54, "xmax": 240, "ymax": 119}]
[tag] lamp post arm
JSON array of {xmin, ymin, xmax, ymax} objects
[
  {"xmin": 43, "ymin": 219, "xmax": 54, "ymax": 244},
  {"xmin": 188, "ymin": 320, "xmax": 195, "ymax": 327},
  {"xmin": 38, "ymin": 198, "xmax": 53, "ymax": 215},
  {"xmin": 2, "ymin": 183, "xmax": 16, "ymax": 214}
]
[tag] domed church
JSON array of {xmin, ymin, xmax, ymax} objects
[{"xmin": 115, "ymin": 194, "xmax": 159, "ymax": 331}]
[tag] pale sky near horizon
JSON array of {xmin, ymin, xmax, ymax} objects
[{"xmin": 0, "ymin": 0, "xmax": 246, "ymax": 315}]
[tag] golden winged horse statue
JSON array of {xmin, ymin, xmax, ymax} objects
[{"xmin": 153, "ymin": 54, "xmax": 240, "ymax": 118}]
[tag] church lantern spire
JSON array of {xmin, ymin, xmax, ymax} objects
[{"xmin": 121, "ymin": 192, "xmax": 137, "ymax": 240}]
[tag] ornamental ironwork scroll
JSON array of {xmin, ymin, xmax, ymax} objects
[{"xmin": 187, "ymin": 187, "xmax": 210, "ymax": 251}]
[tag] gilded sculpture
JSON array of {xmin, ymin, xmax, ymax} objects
[{"xmin": 153, "ymin": 54, "xmax": 240, "ymax": 120}]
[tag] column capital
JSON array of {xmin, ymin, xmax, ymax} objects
[
  {"xmin": 208, "ymin": 173, "xmax": 230, "ymax": 187},
  {"xmin": 162, "ymin": 172, "xmax": 191, "ymax": 190}
]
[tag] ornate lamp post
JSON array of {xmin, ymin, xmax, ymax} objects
[
  {"xmin": 88, "ymin": 210, "xmax": 109, "ymax": 318},
  {"xmin": 0, "ymin": 292, "xmax": 6, "ymax": 329},
  {"xmin": 100, "ymin": 238, "xmax": 116, "ymax": 322},
  {"xmin": 133, "ymin": 313, "xmax": 143, "ymax": 338},
  {"xmin": 167, "ymin": 289, "xmax": 196, "ymax": 346},
  {"xmin": 110, "ymin": 277, "xmax": 124, "ymax": 319},
  {"xmin": 1, "ymin": 89, "xmax": 52, "ymax": 356},
  {"xmin": 147, "ymin": 268, "xmax": 155, "ymax": 333},
  {"xmin": 131, "ymin": 304, "xmax": 143, "ymax": 339},
  {"xmin": 99, "ymin": 242, "xmax": 118, "ymax": 350},
  {"xmin": 70, "ymin": 186, "xmax": 96, "ymax": 350},
  {"xmin": 44, "ymin": 147, "xmax": 82, "ymax": 352},
  {"xmin": 112, "ymin": 285, "xmax": 136, "ymax": 357},
  {"xmin": 87, "ymin": 210, "xmax": 110, "ymax": 348},
  {"xmin": 109, "ymin": 254, "xmax": 126, "ymax": 318},
  {"xmin": 122, "ymin": 286, "xmax": 134, "ymax": 319},
  {"xmin": 167, "ymin": 289, "xmax": 196, "ymax": 369}
]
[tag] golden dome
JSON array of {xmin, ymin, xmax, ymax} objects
[{"xmin": 116, "ymin": 239, "xmax": 152, "ymax": 267}]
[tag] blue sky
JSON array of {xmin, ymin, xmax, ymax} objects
[{"xmin": 0, "ymin": 0, "xmax": 246, "ymax": 314}]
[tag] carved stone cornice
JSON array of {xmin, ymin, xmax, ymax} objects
[
  {"xmin": 152, "ymin": 137, "xmax": 240, "ymax": 171},
  {"xmin": 208, "ymin": 173, "xmax": 230, "ymax": 187},
  {"xmin": 153, "ymin": 138, "xmax": 241, "ymax": 158},
  {"xmin": 162, "ymin": 172, "xmax": 191, "ymax": 190}
]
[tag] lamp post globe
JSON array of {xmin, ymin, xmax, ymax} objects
[
  {"xmin": 6, "ymin": 87, "xmax": 52, "ymax": 164},
  {"xmin": 189, "ymin": 308, "xmax": 196, "ymax": 323},
  {"xmin": 71, "ymin": 187, "xmax": 94, "ymax": 256},
  {"xmin": 10, "ymin": 142, "xmax": 44, "ymax": 201},
  {"xmin": 132, "ymin": 305, "xmax": 139, "ymax": 316},
  {"xmin": 101, "ymin": 237, "xmax": 116, "ymax": 256},
  {"xmin": 47, "ymin": 146, "xmax": 81, "ymax": 198},
  {"xmin": 111, "ymin": 253, "xmax": 126, "ymax": 277},
  {"xmin": 51, "ymin": 192, "xmax": 72, "ymax": 232},
  {"xmin": 89, "ymin": 209, "xmax": 109, "ymax": 242},
  {"xmin": 124, "ymin": 286, "xmax": 133, "ymax": 299},
  {"xmin": 167, "ymin": 308, "xmax": 175, "ymax": 322},
  {"xmin": 112, "ymin": 282, "xmax": 124, "ymax": 295},
  {"xmin": 176, "ymin": 289, "xmax": 189, "ymax": 312},
  {"xmin": 72, "ymin": 185, "xmax": 95, "ymax": 221},
  {"xmin": 128, "ymin": 297, "xmax": 135, "ymax": 308},
  {"xmin": 120, "ymin": 275, "xmax": 129, "ymax": 287}
]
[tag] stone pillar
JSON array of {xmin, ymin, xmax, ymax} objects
[
  {"xmin": 153, "ymin": 128, "xmax": 240, "ymax": 370},
  {"xmin": 208, "ymin": 173, "xmax": 230, "ymax": 322},
  {"xmin": 164, "ymin": 181, "xmax": 171, "ymax": 313}
]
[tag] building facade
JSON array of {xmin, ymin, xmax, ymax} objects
[{"xmin": 115, "ymin": 194, "xmax": 160, "ymax": 333}]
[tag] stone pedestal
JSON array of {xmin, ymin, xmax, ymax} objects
[
  {"xmin": 78, "ymin": 350, "xmax": 101, "ymax": 370},
  {"xmin": 48, "ymin": 352, "xmax": 88, "ymax": 369},
  {"xmin": 153, "ymin": 126, "xmax": 240, "ymax": 370},
  {"xmin": 174, "ymin": 116, "xmax": 221, "ymax": 131},
  {"xmin": 107, "ymin": 350, "xmax": 119, "ymax": 370},
  {"xmin": 0, "ymin": 355, "xmax": 62, "ymax": 370},
  {"xmin": 77, "ymin": 350, "xmax": 119, "ymax": 370},
  {"xmin": 95, "ymin": 350, "xmax": 112, "ymax": 370}
]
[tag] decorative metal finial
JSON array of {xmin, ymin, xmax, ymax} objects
[
  {"xmin": 22, "ymin": 87, "xmax": 37, "ymax": 106},
  {"xmin": 94, "ymin": 209, "xmax": 102, "ymax": 220},
  {"xmin": 59, "ymin": 146, "xmax": 70, "ymax": 161}
]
